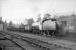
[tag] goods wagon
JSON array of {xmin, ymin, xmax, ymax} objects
[
  {"xmin": 25, "ymin": 25, "xmax": 30, "ymax": 30},
  {"xmin": 24, "ymin": 25, "xmax": 33, "ymax": 32}
]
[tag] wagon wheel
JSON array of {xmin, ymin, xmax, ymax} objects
[
  {"xmin": 42, "ymin": 31, "xmax": 46, "ymax": 36},
  {"xmin": 46, "ymin": 30, "xmax": 50, "ymax": 36},
  {"xmin": 51, "ymin": 31, "xmax": 56, "ymax": 37},
  {"xmin": 40, "ymin": 30, "xmax": 43, "ymax": 35},
  {"xmin": 40, "ymin": 30, "xmax": 45, "ymax": 36}
]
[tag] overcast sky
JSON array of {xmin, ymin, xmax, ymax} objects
[{"xmin": 0, "ymin": 0, "xmax": 76, "ymax": 24}]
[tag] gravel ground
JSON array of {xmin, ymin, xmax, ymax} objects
[
  {"xmin": 0, "ymin": 40, "xmax": 22, "ymax": 50},
  {"xmin": 11, "ymin": 31, "xmax": 76, "ymax": 50}
]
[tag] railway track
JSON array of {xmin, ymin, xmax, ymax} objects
[
  {"xmin": 0, "ymin": 32, "xmax": 43, "ymax": 50},
  {"xmin": 8, "ymin": 36, "xmax": 44, "ymax": 50},
  {"xmin": 0, "ymin": 32, "xmax": 27, "ymax": 50},
  {"xmin": 1, "ymin": 32, "xmax": 72, "ymax": 50},
  {"xmin": 10, "ymin": 31, "xmax": 76, "ymax": 50}
]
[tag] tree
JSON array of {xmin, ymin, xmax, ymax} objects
[
  {"xmin": 36, "ymin": 16, "xmax": 41, "ymax": 22},
  {"xmin": 36, "ymin": 14, "xmax": 41, "ymax": 22},
  {"xmin": 43, "ymin": 13, "xmax": 51, "ymax": 20},
  {"xmin": 27, "ymin": 18, "xmax": 34, "ymax": 26},
  {"xmin": 19, "ymin": 23, "xmax": 25, "ymax": 28},
  {"xmin": 0, "ymin": 17, "xmax": 2, "ymax": 21},
  {"xmin": 9, "ymin": 21, "xmax": 13, "ymax": 27},
  {"xmin": 0, "ymin": 17, "xmax": 3, "ymax": 23}
]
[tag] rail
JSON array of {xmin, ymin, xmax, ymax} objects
[{"xmin": 1, "ymin": 32, "xmax": 73, "ymax": 50}]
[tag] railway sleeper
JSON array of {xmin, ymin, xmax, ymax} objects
[
  {"xmin": 21, "ymin": 37, "xmax": 70, "ymax": 50},
  {"xmin": 3, "ymin": 32, "xmax": 73, "ymax": 50},
  {"xmin": 14, "ymin": 34, "xmax": 72, "ymax": 50},
  {"xmin": 10, "ymin": 36, "xmax": 50, "ymax": 50}
]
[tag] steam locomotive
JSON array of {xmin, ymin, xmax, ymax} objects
[{"xmin": 31, "ymin": 18, "xmax": 67, "ymax": 36}]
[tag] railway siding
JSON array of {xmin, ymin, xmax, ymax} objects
[
  {"xmin": 0, "ymin": 39, "xmax": 22, "ymax": 50},
  {"xmin": 1, "ymin": 31, "xmax": 76, "ymax": 50},
  {"xmin": 0, "ymin": 32, "xmax": 46, "ymax": 50},
  {"xmin": 9, "ymin": 31, "xmax": 76, "ymax": 50}
]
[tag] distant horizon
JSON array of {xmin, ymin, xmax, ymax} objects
[
  {"xmin": 0, "ymin": 0, "xmax": 76, "ymax": 24},
  {"xmin": 1, "ymin": 12, "xmax": 76, "ymax": 24}
]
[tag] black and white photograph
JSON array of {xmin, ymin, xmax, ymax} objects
[{"xmin": 0, "ymin": 0, "xmax": 76, "ymax": 50}]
